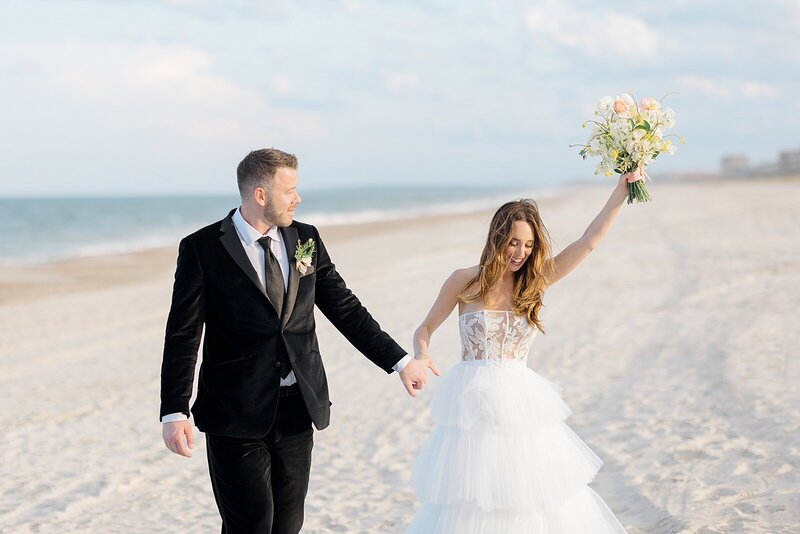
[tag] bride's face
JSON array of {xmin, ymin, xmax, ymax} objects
[{"xmin": 505, "ymin": 220, "xmax": 534, "ymax": 272}]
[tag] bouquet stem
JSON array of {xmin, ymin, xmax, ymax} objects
[{"xmin": 627, "ymin": 179, "xmax": 652, "ymax": 204}]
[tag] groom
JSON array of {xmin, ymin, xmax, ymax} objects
[{"xmin": 160, "ymin": 148, "xmax": 432, "ymax": 533}]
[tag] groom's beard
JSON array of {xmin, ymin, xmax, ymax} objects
[{"xmin": 263, "ymin": 200, "xmax": 292, "ymax": 227}]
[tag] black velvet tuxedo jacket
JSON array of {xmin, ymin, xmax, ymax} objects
[{"xmin": 159, "ymin": 210, "xmax": 406, "ymax": 438}]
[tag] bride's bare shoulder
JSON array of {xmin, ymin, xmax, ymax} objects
[
  {"xmin": 443, "ymin": 266, "xmax": 479, "ymax": 294},
  {"xmin": 450, "ymin": 265, "xmax": 479, "ymax": 282}
]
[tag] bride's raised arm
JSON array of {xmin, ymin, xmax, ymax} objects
[{"xmin": 548, "ymin": 169, "xmax": 641, "ymax": 286}]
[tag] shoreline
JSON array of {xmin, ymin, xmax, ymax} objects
[
  {"xmin": 0, "ymin": 208, "xmax": 501, "ymax": 305},
  {"xmin": 0, "ymin": 185, "xmax": 579, "ymax": 305},
  {"xmin": 1, "ymin": 174, "xmax": 797, "ymax": 306}
]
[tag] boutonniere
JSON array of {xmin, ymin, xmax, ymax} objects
[{"xmin": 294, "ymin": 238, "xmax": 315, "ymax": 275}]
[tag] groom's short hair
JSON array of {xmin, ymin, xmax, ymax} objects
[{"xmin": 237, "ymin": 148, "xmax": 298, "ymax": 199}]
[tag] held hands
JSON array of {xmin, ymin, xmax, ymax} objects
[
  {"xmin": 398, "ymin": 354, "xmax": 440, "ymax": 397},
  {"xmin": 162, "ymin": 420, "xmax": 194, "ymax": 458}
]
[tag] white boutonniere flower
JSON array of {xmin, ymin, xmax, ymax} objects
[{"xmin": 294, "ymin": 238, "xmax": 315, "ymax": 275}]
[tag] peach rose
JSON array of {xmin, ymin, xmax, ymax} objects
[{"xmin": 613, "ymin": 99, "xmax": 628, "ymax": 114}]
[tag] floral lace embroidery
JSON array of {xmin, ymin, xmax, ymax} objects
[{"xmin": 459, "ymin": 310, "xmax": 536, "ymax": 363}]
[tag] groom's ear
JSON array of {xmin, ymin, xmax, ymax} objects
[{"xmin": 253, "ymin": 186, "xmax": 268, "ymax": 206}]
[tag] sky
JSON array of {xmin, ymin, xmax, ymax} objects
[{"xmin": 0, "ymin": 0, "xmax": 798, "ymax": 196}]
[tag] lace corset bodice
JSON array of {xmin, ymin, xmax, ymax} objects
[{"xmin": 459, "ymin": 309, "xmax": 537, "ymax": 363}]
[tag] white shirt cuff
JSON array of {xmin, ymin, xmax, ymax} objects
[
  {"xmin": 393, "ymin": 354, "xmax": 413, "ymax": 373},
  {"xmin": 161, "ymin": 412, "xmax": 189, "ymax": 423}
]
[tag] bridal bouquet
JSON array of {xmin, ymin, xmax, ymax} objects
[{"xmin": 574, "ymin": 93, "xmax": 683, "ymax": 204}]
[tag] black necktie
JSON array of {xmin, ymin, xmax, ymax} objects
[
  {"xmin": 257, "ymin": 236, "xmax": 291, "ymax": 378},
  {"xmin": 257, "ymin": 236, "xmax": 285, "ymax": 317}
]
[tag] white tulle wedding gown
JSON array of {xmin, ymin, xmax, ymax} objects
[{"xmin": 407, "ymin": 309, "xmax": 627, "ymax": 533}]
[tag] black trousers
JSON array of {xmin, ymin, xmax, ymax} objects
[{"xmin": 206, "ymin": 385, "xmax": 314, "ymax": 534}]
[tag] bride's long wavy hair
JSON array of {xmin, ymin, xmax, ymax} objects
[{"xmin": 460, "ymin": 199, "xmax": 554, "ymax": 332}]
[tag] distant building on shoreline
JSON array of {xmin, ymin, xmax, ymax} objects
[
  {"xmin": 779, "ymin": 150, "xmax": 800, "ymax": 173},
  {"xmin": 721, "ymin": 148, "xmax": 800, "ymax": 177}
]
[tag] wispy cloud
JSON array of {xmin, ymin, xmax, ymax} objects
[
  {"xmin": 382, "ymin": 71, "xmax": 420, "ymax": 93},
  {"xmin": 524, "ymin": 3, "xmax": 660, "ymax": 60},
  {"xmin": 678, "ymin": 75, "xmax": 781, "ymax": 99},
  {"xmin": 269, "ymin": 76, "xmax": 297, "ymax": 97},
  {"xmin": 678, "ymin": 75, "xmax": 731, "ymax": 98},
  {"xmin": 741, "ymin": 81, "xmax": 780, "ymax": 98}
]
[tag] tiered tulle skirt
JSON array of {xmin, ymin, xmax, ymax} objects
[{"xmin": 407, "ymin": 360, "xmax": 627, "ymax": 533}]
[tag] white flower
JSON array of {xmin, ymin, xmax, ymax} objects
[{"xmin": 295, "ymin": 257, "xmax": 312, "ymax": 275}]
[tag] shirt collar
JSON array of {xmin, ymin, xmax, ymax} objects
[{"xmin": 232, "ymin": 207, "xmax": 282, "ymax": 246}]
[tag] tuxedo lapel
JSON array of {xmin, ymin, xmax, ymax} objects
[
  {"xmin": 219, "ymin": 212, "xmax": 268, "ymax": 299},
  {"xmin": 280, "ymin": 226, "xmax": 300, "ymax": 329}
]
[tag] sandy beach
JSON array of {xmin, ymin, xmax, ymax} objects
[{"xmin": 1, "ymin": 178, "xmax": 798, "ymax": 533}]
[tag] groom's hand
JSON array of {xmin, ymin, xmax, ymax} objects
[
  {"xmin": 399, "ymin": 358, "xmax": 431, "ymax": 397},
  {"xmin": 162, "ymin": 420, "xmax": 194, "ymax": 458}
]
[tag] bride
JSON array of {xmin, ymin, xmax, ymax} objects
[{"xmin": 406, "ymin": 171, "xmax": 642, "ymax": 533}]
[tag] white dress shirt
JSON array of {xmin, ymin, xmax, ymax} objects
[{"xmin": 162, "ymin": 208, "xmax": 411, "ymax": 423}]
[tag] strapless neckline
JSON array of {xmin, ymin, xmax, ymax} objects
[{"xmin": 459, "ymin": 309, "xmax": 518, "ymax": 319}]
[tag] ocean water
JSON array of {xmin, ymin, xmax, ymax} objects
[{"xmin": 0, "ymin": 185, "xmax": 558, "ymax": 264}]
